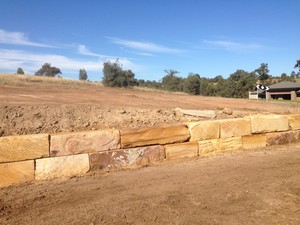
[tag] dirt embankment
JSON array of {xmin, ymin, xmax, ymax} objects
[{"xmin": 1, "ymin": 85, "xmax": 299, "ymax": 137}]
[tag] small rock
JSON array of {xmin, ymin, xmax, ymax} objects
[{"xmin": 222, "ymin": 108, "xmax": 233, "ymax": 115}]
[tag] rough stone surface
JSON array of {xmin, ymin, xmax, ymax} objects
[
  {"xmin": 120, "ymin": 125, "xmax": 190, "ymax": 148},
  {"xmin": 198, "ymin": 139, "xmax": 219, "ymax": 154},
  {"xmin": 0, "ymin": 134, "xmax": 49, "ymax": 163},
  {"xmin": 250, "ymin": 115, "xmax": 289, "ymax": 134},
  {"xmin": 187, "ymin": 121, "xmax": 219, "ymax": 141},
  {"xmin": 220, "ymin": 118, "xmax": 251, "ymax": 138},
  {"xmin": 266, "ymin": 130, "xmax": 300, "ymax": 146},
  {"xmin": 176, "ymin": 108, "xmax": 216, "ymax": 118},
  {"xmin": 89, "ymin": 145, "xmax": 165, "ymax": 170},
  {"xmin": 222, "ymin": 108, "xmax": 233, "ymax": 115},
  {"xmin": 288, "ymin": 114, "xmax": 300, "ymax": 130},
  {"xmin": 0, "ymin": 160, "xmax": 34, "ymax": 188},
  {"xmin": 198, "ymin": 137, "xmax": 242, "ymax": 155},
  {"xmin": 242, "ymin": 134, "xmax": 267, "ymax": 149},
  {"xmin": 219, "ymin": 137, "xmax": 243, "ymax": 151},
  {"xmin": 50, "ymin": 130, "xmax": 120, "ymax": 157},
  {"xmin": 165, "ymin": 142, "xmax": 198, "ymax": 159},
  {"xmin": 35, "ymin": 154, "xmax": 90, "ymax": 180}
]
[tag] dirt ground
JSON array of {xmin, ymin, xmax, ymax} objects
[
  {"xmin": 1, "ymin": 84, "xmax": 300, "ymax": 224},
  {"xmin": 0, "ymin": 85, "xmax": 299, "ymax": 136},
  {"xmin": 1, "ymin": 143, "xmax": 300, "ymax": 225}
]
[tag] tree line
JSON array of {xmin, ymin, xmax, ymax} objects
[
  {"xmin": 15, "ymin": 59, "xmax": 300, "ymax": 99},
  {"xmin": 102, "ymin": 60, "xmax": 300, "ymax": 99}
]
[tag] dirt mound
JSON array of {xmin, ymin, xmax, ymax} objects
[
  {"xmin": 1, "ymin": 83, "xmax": 299, "ymax": 137},
  {"xmin": 0, "ymin": 105, "xmax": 239, "ymax": 137}
]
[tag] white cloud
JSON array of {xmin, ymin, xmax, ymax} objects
[
  {"xmin": 203, "ymin": 39, "xmax": 263, "ymax": 51},
  {"xmin": 108, "ymin": 37, "xmax": 184, "ymax": 54},
  {"xmin": 0, "ymin": 49, "xmax": 101, "ymax": 74},
  {"xmin": 0, "ymin": 29, "xmax": 53, "ymax": 47},
  {"xmin": 77, "ymin": 44, "xmax": 123, "ymax": 59},
  {"xmin": 0, "ymin": 49, "xmax": 140, "ymax": 75},
  {"xmin": 78, "ymin": 44, "xmax": 103, "ymax": 57}
]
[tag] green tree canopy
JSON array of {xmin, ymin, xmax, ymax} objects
[
  {"xmin": 184, "ymin": 73, "xmax": 201, "ymax": 95},
  {"xmin": 79, "ymin": 69, "xmax": 88, "ymax": 81},
  {"xmin": 35, "ymin": 63, "xmax": 62, "ymax": 77},
  {"xmin": 255, "ymin": 63, "xmax": 270, "ymax": 82},
  {"xmin": 161, "ymin": 70, "xmax": 183, "ymax": 92},
  {"xmin": 16, "ymin": 67, "xmax": 24, "ymax": 75},
  {"xmin": 164, "ymin": 69, "xmax": 180, "ymax": 77},
  {"xmin": 102, "ymin": 60, "xmax": 137, "ymax": 87}
]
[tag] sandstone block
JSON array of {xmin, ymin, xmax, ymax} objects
[
  {"xmin": 120, "ymin": 125, "xmax": 190, "ymax": 148},
  {"xmin": 35, "ymin": 154, "xmax": 90, "ymax": 180},
  {"xmin": 198, "ymin": 137, "xmax": 242, "ymax": 155},
  {"xmin": 187, "ymin": 121, "xmax": 219, "ymax": 141},
  {"xmin": 198, "ymin": 139, "xmax": 219, "ymax": 154},
  {"xmin": 50, "ymin": 130, "xmax": 120, "ymax": 157},
  {"xmin": 0, "ymin": 160, "xmax": 34, "ymax": 188},
  {"xmin": 219, "ymin": 137, "xmax": 242, "ymax": 151},
  {"xmin": 89, "ymin": 145, "xmax": 165, "ymax": 170},
  {"xmin": 165, "ymin": 142, "xmax": 198, "ymax": 159},
  {"xmin": 288, "ymin": 114, "xmax": 300, "ymax": 130},
  {"xmin": 242, "ymin": 134, "xmax": 267, "ymax": 149},
  {"xmin": 220, "ymin": 118, "xmax": 251, "ymax": 138},
  {"xmin": 266, "ymin": 130, "xmax": 300, "ymax": 146},
  {"xmin": 0, "ymin": 134, "xmax": 49, "ymax": 163},
  {"xmin": 250, "ymin": 115, "xmax": 289, "ymax": 134}
]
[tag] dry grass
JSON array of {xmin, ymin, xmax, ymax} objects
[
  {"xmin": 0, "ymin": 73, "xmax": 188, "ymax": 95},
  {"xmin": 133, "ymin": 86, "xmax": 189, "ymax": 95},
  {"xmin": 0, "ymin": 73, "xmax": 103, "ymax": 89}
]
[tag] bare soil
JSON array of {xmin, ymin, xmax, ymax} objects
[
  {"xmin": 1, "ymin": 83, "xmax": 300, "ymax": 224},
  {"xmin": 0, "ymin": 85, "xmax": 299, "ymax": 136},
  {"xmin": 1, "ymin": 143, "xmax": 300, "ymax": 225}
]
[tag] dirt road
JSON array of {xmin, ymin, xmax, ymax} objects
[{"xmin": 1, "ymin": 143, "xmax": 300, "ymax": 225}]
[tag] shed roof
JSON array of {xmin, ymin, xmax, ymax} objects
[{"xmin": 269, "ymin": 81, "xmax": 300, "ymax": 89}]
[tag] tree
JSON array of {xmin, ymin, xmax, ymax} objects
[
  {"xmin": 102, "ymin": 60, "xmax": 137, "ymax": 87},
  {"xmin": 184, "ymin": 73, "xmax": 201, "ymax": 95},
  {"xmin": 161, "ymin": 70, "xmax": 183, "ymax": 92},
  {"xmin": 229, "ymin": 70, "xmax": 246, "ymax": 81},
  {"xmin": 294, "ymin": 59, "xmax": 300, "ymax": 72},
  {"xmin": 16, "ymin": 67, "xmax": 24, "ymax": 75},
  {"xmin": 35, "ymin": 63, "xmax": 62, "ymax": 77},
  {"xmin": 279, "ymin": 73, "xmax": 295, "ymax": 82},
  {"xmin": 255, "ymin": 63, "xmax": 270, "ymax": 82},
  {"xmin": 161, "ymin": 75, "xmax": 183, "ymax": 92},
  {"xmin": 290, "ymin": 71, "xmax": 296, "ymax": 78},
  {"xmin": 79, "ymin": 69, "xmax": 88, "ymax": 81},
  {"xmin": 123, "ymin": 69, "xmax": 138, "ymax": 86},
  {"xmin": 164, "ymin": 69, "xmax": 180, "ymax": 77}
]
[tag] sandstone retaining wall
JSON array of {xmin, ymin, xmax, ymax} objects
[{"xmin": 1, "ymin": 114, "xmax": 299, "ymax": 188}]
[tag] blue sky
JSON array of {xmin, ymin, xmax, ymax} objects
[{"xmin": 0, "ymin": 0, "xmax": 299, "ymax": 81}]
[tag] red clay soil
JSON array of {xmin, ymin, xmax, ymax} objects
[{"xmin": 1, "ymin": 143, "xmax": 300, "ymax": 225}]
